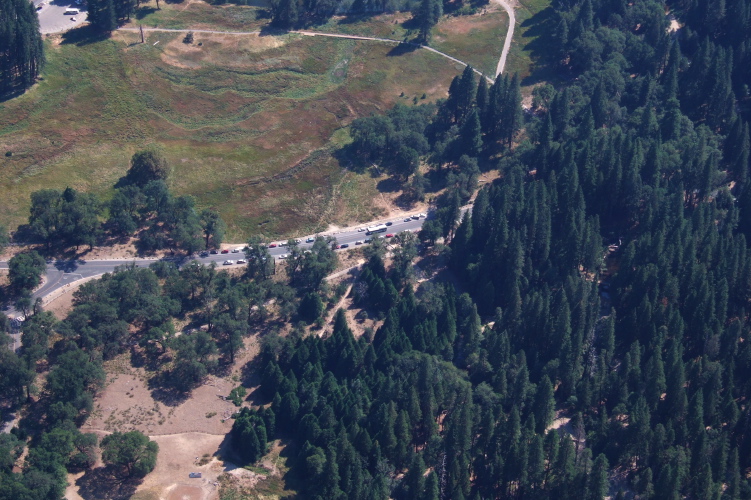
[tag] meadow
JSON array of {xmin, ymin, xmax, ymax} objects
[
  {"xmin": 0, "ymin": 0, "xmax": 546, "ymax": 241},
  {"xmin": 0, "ymin": 28, "xmax": 459, "ymax": 240}
]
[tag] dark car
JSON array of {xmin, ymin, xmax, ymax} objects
[
  {"xmin": 385, "ymin": 221, "xmax": 393, "ymax": 226},
  {"xmin": 340, "ymin": 243, "xmax": 349, "ymax": 249},
  {"xmin": 210, "ymin": 249, "xmax": 218, "ymax": 254},
  {"xmin": 199, "ymin": 251, "xmax": 209, "ymax": 258}
]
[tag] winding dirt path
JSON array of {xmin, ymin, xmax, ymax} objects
[{"xmin": 119, "ymin": 1, "xmax": 516, "ymax": 79}]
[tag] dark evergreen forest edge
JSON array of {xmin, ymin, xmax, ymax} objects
[
  {"xmin": 0, "ymin": 0, "xmax": 44, "ymax": 98},
  {"xmin": 3, "ymin": 0, "xmax": 751, "ymax": 495}
]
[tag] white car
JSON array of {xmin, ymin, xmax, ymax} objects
[
  {"xmin": 357, "ymin": 228, "xmax": 365, "ymax": 232},
  {"xmin": 279, "ymin": 254, "xmax": 288, "ymax": 259},
  {"xmin": 223, "ymin": 260, "xmax": 234, "ymax": 265},
  {"xmin": 231, "ymin": 248, "xmax": 240, "ymax": 253},
  {"xmin": 404, "ymin": 218, "xmax": 412, "ymax": 222},
  {"xmin": 419, "ymin": 213, "xmax": 427, "ymax": 218},
  {"xmin": 306, "ymin": 237, "xmax": 315, "ymax": 243}
]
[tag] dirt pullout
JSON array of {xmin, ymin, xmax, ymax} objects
[
  {"xmin": 46, "ymin": 279, "xmax": 87, "ymax": 320},
  {"xmin": 137, "ymin": 432, "xmax": 228, "ymax": 500}
]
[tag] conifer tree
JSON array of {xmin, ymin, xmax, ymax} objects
[{"xmin": 0, "ymin": 0, "xmax": 44, "ymax": 94}]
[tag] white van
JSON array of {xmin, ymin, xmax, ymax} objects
[{"xmin": 64, "ymin": 7, "xmax": 80, "ymax": 14}]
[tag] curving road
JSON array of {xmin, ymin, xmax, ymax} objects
[
  {"xmin": 0, "ymin": 213, "xmax": 429, "ymax": 306},
  {"xmin": 493, "ymin": 0, "xmax": 515, "ymax": 77},
  {"xmin": 3, "ymin": 5, "xmax": 514, "ymax": 316}
]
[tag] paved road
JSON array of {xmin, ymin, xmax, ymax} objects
[
  {"xmin": 34, "ymin": 0, "xmax": 88, "ymax": 34},
  {"xmin": 0, "ymin": 212, "xmax": 428, "ymax": 304},
  {"xmin": 493, "ymin": 0, "xmax": 515, "ymax": 77}
]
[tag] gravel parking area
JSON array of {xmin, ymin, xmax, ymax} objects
[{"xmin": 34, "ymin": 0, "xmax": 88, "ymax": 34}]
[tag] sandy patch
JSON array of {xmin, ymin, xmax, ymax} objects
[
  {"xmin": 45, "ymin": 279, "xmax": 85, "ymax": 320},
  {"xmin": 136, "ymin": 432, "xmax": 228, "ymax": 500},
  {"xmin": 86, "ymin": 368, "xmax": 238, "ymax": 436}
]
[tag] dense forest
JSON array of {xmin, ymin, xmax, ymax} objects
[
  {"xmin": 3, "ymin": 0, "xmax": 751, "ymax": 495},
  {"xmin": 0, "ymin": 0, "xmax": 44, "ymax": 96},
  {"xmin": 249, "ymin": 0, "xmax": 751, "ymax": 495}
]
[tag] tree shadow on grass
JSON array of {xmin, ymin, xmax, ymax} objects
[
  {"xmin": 376, "ymin": 176, "xmax": 402, "ymax": 193},
  {"xmin": 387, "ymin": 41, "xmax": 420, "ymax": 57},
  {"xmin": 75, "ymin": 466, "xmax": 143, "ymax": 500},
  {"xmin": 135, "ymin": 6, "xmax": 157, "ymax": 19},
  {"xmin": 518, "ymin": 6, "xmax": 560, "ymax": 86},
  {"xmin": 60, "ymin": 24, "xmax": 111, "ymax": 46}
]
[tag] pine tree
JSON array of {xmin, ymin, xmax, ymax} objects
[{"xmin": 1, "ymin": 0, "xmax": 44, "ymax": 94}]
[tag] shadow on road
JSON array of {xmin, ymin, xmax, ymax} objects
[{"xmin": 54, "ymin": 260, "xmax": 82, "ymax": 273}]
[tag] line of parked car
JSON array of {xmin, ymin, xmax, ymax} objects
[{"xmin": 196, "ymin": 212, "xmax": 427, "ymax": 261}]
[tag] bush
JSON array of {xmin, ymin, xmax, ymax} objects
[{"xmin": 229, "ymin": 386, "xmax": 247, "ymax": 407}]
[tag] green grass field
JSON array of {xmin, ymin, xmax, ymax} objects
[
  {"xmin": 503, "ymin": 0, "xmax": 555, "ymax": 86},
  {"xmin": 0, "ymin": 28, "xmax": 462, "ymax": 240}
]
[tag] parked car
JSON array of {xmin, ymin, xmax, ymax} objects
[
  {"xmin": 199, "ymin": 251, "xmax": 209, "ymax": 258},
  {"xmin": 269, "ymin": 243, "xmax": 277, "ymax": 248},
  {"xmin": 223, "ymin": 260, "xmax": 234, "ymax": 265},
  {"xmin": 237, "ymin": 259, "xmax": 247, "ymax": 264},
  {"xmin": 221, "ymin": 249, "xmax": 229, "ymax": 254},
  {"xmin": 306, "ymin": 237, "xmax": 315, "ymax": 243},
  {"xmin": 279, "ymin": 254, "xmax": 288, "ymax": 259},
  {"xmin": 210, "ymin": 249, "xmax": 219, "ymax": 254},
  {"xmin": 231, "ymin": 248, "xmax": 240, "ymax": 253},
  {"xmin": 355, "ymin": 240, "xmax": 363, "ymax": 245},
  {"xmin": 404, "ymin": 217, "xmax": 412, "ymax": 222},
  {"xmin": 385, "ymin": 222, "xmax": 393, "ymax": 226},
  {"xmin": 340, "ymin": 243, "xmax": 349, "ymax": 249},
  {"xmin": 357, "ymin": 228, "xmax": 365, "ymax": 232},
  {"xmin": 411, "ymin": 214, "xmax": 420, "ymax": 220},
  {"xmin": 364, "ymin": 238, "xmax": 372, "ymax": 243},
  {"xmin": 385, "ymin": 233, "xmax": 394, "ymax": 238},
  {"xmin": 419, "ymin": 213, "xmax": 427, "ymax": 218}
]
